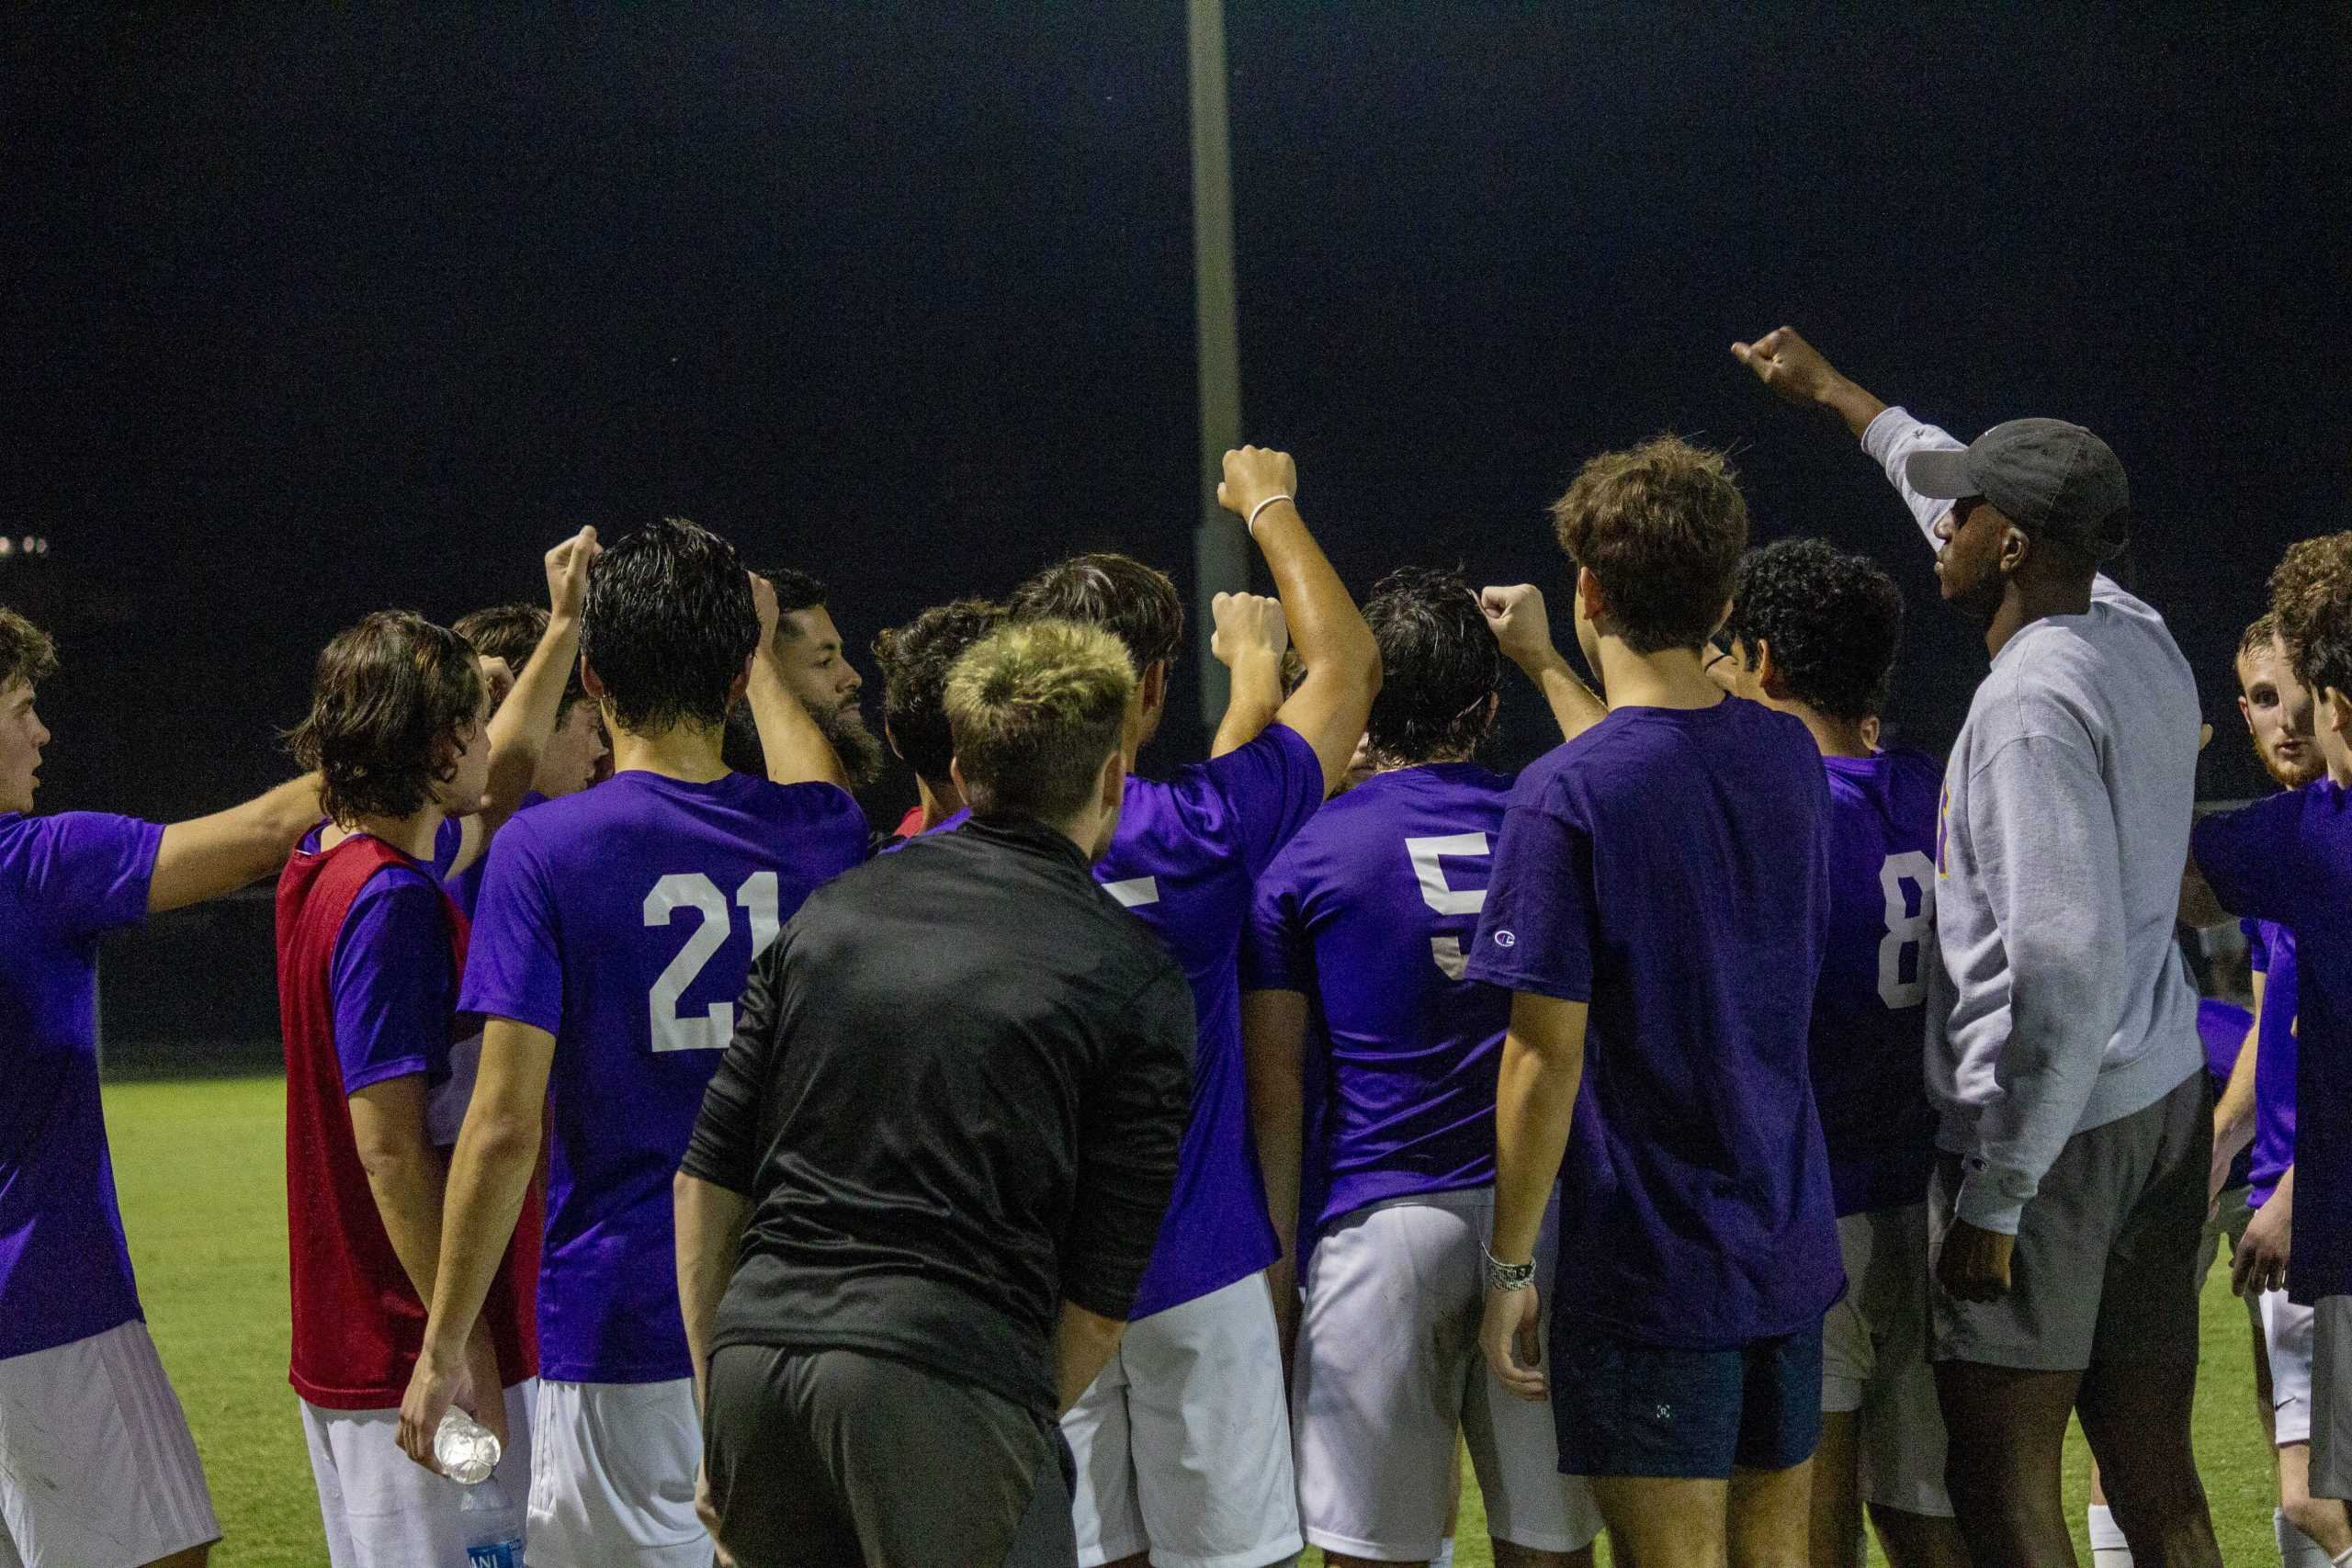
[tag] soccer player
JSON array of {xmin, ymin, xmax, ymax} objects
[
  {"xmin": 1474, "ymin": 436, "xmax": 1841, "ymax": 1568},
  {"xmin": 1, "ymin": 604, "xmax": 324, "ymax": 1568},
  {"xmin": 2188, "ymin": 536, "xmax": 2352, "ymax": 1546},
  {"xmin": 870, "ymin": 597, "xmax": 1007, "ymax": 839},
  {"xmin": 678, "ymin": 618, "xmax": 1194, "ymax": 1567},
  {"xmin": 1009, "ymin": 446, "xmax": 1379, "ymax": 1568},
  {"xmin": 1707, "ymin": 537, "xmax": 1965, "ymax": 1568},
  {"xmin": 722, "ymin": 566, "xmax": 887, "ymax": 790},
  {"xmin": 1736, "ymin": 327, "xmax": 2217, "ymax": 1566},
  {"xmin": 395, "ymin": 520, "xmax": 868, "ymax": 1568},
  {"xmin": 448, "ymin": 604, "xmax": 610, "ymax": 817},
  {"xmin": 276, "ymin": 609, "xmax": 546, "ymax": 1566},
  {"xmin": 1241, "ymin": 567, "xmax": 1603, "ymax": 1568}
]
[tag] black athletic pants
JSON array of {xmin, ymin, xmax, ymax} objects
[{"xmin": 702, "ymin": 1343, "xmax": 1077, "ymax": 1568}]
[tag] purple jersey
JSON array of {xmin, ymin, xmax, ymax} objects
[
  {"xmin": 0, "ymin": 810, "xmax": 164, "ymax": 1359},
  {"xmin": 2197, "ymin": 996, "xmax": 2255, "ymax": 1195},
  {"xmin": 2245, "ymin": 918, "xmax": 2299, "ymax": 1208},
  {"xmin": 2194, "ymin": 779, "xmax": 2352, "ymax": 1303},
  {"xmin": 1811, "ymin": 750, "xmax": 1941, "ymax": 1217},
  {"xmin": 1467, "ymin": 700, "xmax": 1842, "ymax": 1349},
  {"xmin": 443, "ymin": 790, "xmax": 548, "ymax": 919},
  {"xmin": 460, "ymin": 771, "xmax": 868, "ymax": 1382},
  {"xmin": 310, "ymin": 833, "xmax": 460, "ymax": 1094},
  {"xmin": 1241, "ymin": 762, "xmax": 1512, "ymax": 1235},
  {"xmin": 1100, "ymin": 724, "xmax": 1325, "ymax": 1317}
]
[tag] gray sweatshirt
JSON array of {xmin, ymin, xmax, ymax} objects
[{"xmin": 1864, "ymin": 407, "xmax": 2204, "ymax": 1235}]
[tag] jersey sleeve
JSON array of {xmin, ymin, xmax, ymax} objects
[
  {"xmin": 2244, "ymin": 917, "xmax": 2271, "ymax": 974},
  {"xmin": 2193, "ymin": 793, "xmax": 2309, "ymax": 929},
  {"xmin": 775, "ymin": 782, "xmax": 876, "ymax": 884},
  {"xmin": 1464, "ymin": 795, "xmax": 1596, "ymax": 1002},
  {"xmin": 1239, "ymin": 850, "xmax": 1310, "ymax": 994},
  {"xmin": 328, "ymin": 869, "xmax": 454, "ymax": 1094},
  {"xmin": 17, "ymin": 811, "xmax": 165, "ymax": 942},
  {"xmin": 458, "ymin": 818, "xmax": 565, "ymax": 1035},
  {"xmin": 431, "ymin": 816, "xmax": 465, "ymax": 881},
  {"xmin": 1193, "ymin": 723, "xmax": 1326, "ymax": 881}
]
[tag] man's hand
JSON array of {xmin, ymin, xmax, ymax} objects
[
  {"xmin": 396, "ymin": 1336, "xmax": 473, "ymax": 1472},
  {"xmin": 1936, "ymin": 1217, "xmax": 2017, "ymax": 1303},
  {"xmin": 2233, "ymin": 1184, "xmax": 2291, "ymax": 1297},
  {"xmin": 461, "ymin": 1318, "xmax": 510, "ymax": 1456},
  {"xmin": 1210, "ymin": 592, "xmax": 1288, "ymax": 671},
  {"xmin": 478, "ymin": 657, "xmax": 518, "ymax": 716},
  {"xmin": 1731, "ymin": 328, "xmax": 1888, "ymax": 438},
  {"xmin": 1479, "ymin": 1283, "xmax": 1546, "ymax": 1403},
  {"xmin": 544, "ymin": 526, "xmax": 599, "ymax": 621},
  {"xmin": 1216, "ymin": 446, "xmax": 1298, "ymax": 527},
  {"xmin": 1480, "ymin": 584, "xmax": 1558, "ymax": 671}
]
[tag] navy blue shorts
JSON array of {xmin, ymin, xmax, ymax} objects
[{"xmin": 1550, "ymin": 1318, "xmax": 1825, "ymax": 1480}]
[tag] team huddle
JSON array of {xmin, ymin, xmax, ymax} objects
[{"xmin": 0, "ymin": 327, "xmax": 2343, "ymax": 1568}]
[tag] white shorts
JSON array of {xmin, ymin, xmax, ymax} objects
[
  {"xmin": 1063, "ymin": 1273, "xmax": 1302, "ymax": 1568},
  {"xmin": 1820, "ymin": 1203, "xmax": 1952, "ymax": 1517},
  {"xmin": 2266, "ymin": 1290, "xmax": 2318, "ymax": 1448},
  {"xmin": 528, "ymin": 1377, "xmax": 711, "ymax": 1568},
  {"xmin": 300, "ymin": 1380, "xmax": 536, "ymax": 1567},
  {"xmin": 1293, "ymin": 1190, "xmax": 1600, "ymax": 1561},
  {"xmin": 0, "ymin": 1320, "xmax": 219, "ymax": 1568}
]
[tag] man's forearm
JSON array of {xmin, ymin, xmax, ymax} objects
[
  {"xmin": 482, "ymin": 614, "xmax": 582, "ymax": 825},
  {"xmin": 2214, "ymin": 1006, "xmax": 2261, "ymax": 1151},
  {"xmin": 1515, "ymin": 649, "xmax": 1607, "ymax": 744},
  {"xmin": 746, "ymin": 654, "xmax": 849, "ymax": 790},
  {"xmin": 1052, "ymin": 1301, "xmax": 1128, "ymax": 1416},
  {"xmin": 419, "ymin": 1106, "xmax": 542, "ymax": 1360},
  {"xmin": 147, "ymin": 772, "xmax": 325, "ymax": 915},
  {"xmin": 366, "ymin": 1151, "xmax": 451, "ymax": 1307},
  {"xmin": 1212, "ymin": 650, "xmax": 1283, "ymax": 759},
  {"xmin": 674, "ymin": 1173, "xmax": 752, "ymax": 1414},
  {"xmin": 1490, "ymin": 1015, "xmax": 1583, "ymax": 1266}
]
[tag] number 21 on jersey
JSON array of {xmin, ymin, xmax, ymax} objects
[{"xmin": 644, "ymin": 872, "xmax": 781, "ymax": 1053}]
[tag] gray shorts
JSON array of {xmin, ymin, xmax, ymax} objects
[
  {"xmin": 1928, "ymin": 1069, "xmax": 2210, "ymax": 1371},
  {"xmin": 702, "ymin": 1344, "xmax": 1076, "ymax": 1568},
  {"xmin": 2307, "ymin": 1297, "xmax": 2352, "ymax": 1500}
]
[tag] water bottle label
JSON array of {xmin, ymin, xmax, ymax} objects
[{"xmin": 466, "ymin": 1540, "xmax": 524, "ymax": 1568}]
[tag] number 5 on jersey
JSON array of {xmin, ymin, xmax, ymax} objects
[
  {"xmin": 645, "ymin": 872, "xmax": 782, "ymax": 1053},
  {"xmin": 1408, "ymin": 832, "xmax": 1490, "ymax": 979}
]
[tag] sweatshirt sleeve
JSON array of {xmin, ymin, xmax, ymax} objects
[
  {"xmin": 1951, "ymin": 731, "xmax": 2131, "ymax": 1235},
  {"xmin": 1060, "ymin": 964, "xmax": 1196, "ymax": 1321},
  {"xmin": 1860, "ymin": 406, "xmax": 1967, "ymax": 551},
  {"xmin": 681, "ymin": 935, "xmax": 789, "ymax": 1195}
]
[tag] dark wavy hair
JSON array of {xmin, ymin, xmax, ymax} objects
[
  {"xmin": 1550, "ymin": 436, "xmax": 1747, "ymax": 654},
  {"xmin": 288, "ymin": 611, "xmax": 484, "ymax": 822},
  {"xmin": 1008, "ymin": 553, "xmax": 1185, "ymax": 670},
  {"xmin": 2272, "ymin": 533, "xmax": 2352, "ymax": 698},
  {"xmin": 451, "ymin": 602, "xmax": 588, "ymax": 717},
  {"xmin": 1362, "ymin": 567, "xmax": 1501, "ymax": 764},
  {"xmin": 0, "ymin": 606, "xmax": 59, "ymax": 693},
  {"xmin": 1722, "ymin": 537, "xmax": 1905, "ymax": 725},
  {"xmin": 582, "ymin": 518, "xmax": 758, "ymax": 735},
  {"xmin": 873, "ymin": 598, "xmax": 1008, "ymax": 783}
]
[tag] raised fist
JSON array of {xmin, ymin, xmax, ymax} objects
[
  {"xmin": 1210, "ymin": 592, "xmax": 1289, "ymax": 670},
  {"xmin": 1479, "ymin": 584, "xmax": 1556, "ymax": 669},
  {"xmin": 748, "ymin": 571, "xmax": 780, "ymax": 649},
  {"xmin": 1216, "ymin": 446, "xmax": 1298, "ymax": 526},
  {"xmin": 1730, "ymin": 327, "xmax": 1843, "ymax": 409},
  {"xmin": 545, "ymin": 526, "xmax": 600, "ymax": 621}
]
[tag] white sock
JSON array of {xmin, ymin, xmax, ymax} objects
[
  {"xmin": 2088, "ymin": 1502, "xmax": 2133, "ymax": 1567},
  {"xmin": 1430, "ymin": 1540, "xmax": 1455, "ymax": 1568}
]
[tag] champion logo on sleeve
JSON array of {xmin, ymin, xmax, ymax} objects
[{"xmin": 1492, "ymin": 930, "xmax": 1517, "ymax": 948}]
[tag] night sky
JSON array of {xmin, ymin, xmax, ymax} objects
[{"xmin": 8, "ymin": 3, "xmax": 2349, "ymax": 829}]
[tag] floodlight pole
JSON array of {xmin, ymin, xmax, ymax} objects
[{"xmin": 1188, "ymin": 0, "xmax": 1248, "ymax": 738}]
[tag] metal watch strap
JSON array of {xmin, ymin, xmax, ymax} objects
[{"xmin": 1484, "ymin": 1247, "xmax": 1536, "ymax": 1293}]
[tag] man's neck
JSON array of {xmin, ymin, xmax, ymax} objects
[
  {"xmin": 1776, "ymin": 702, "xmax": 1873, "ymax": 760},
  {"xmin": 324, "ymin": 804, "xmax": 447, "ymax": 863},
  {"xmin": 914, "ymin": 773, "xmax": 966, "ymax": 828},
  {"xmin": 609, "ymin": 723, "xmax": 730, "ymax": 784},
  {"xmin": 1986, "ymin": 574, "xmax": 2096, "ymax": 660},
  {"xmin": 1591, "ymin": 641, "xmax": 1724, "ymax": 712}
]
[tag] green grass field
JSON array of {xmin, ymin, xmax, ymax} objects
[{"xmin": 108, "ymin": 1074, "xmax": 2280, "ymax": 1565}]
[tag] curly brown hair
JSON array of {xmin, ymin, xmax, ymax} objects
[
  {"xmin": 2269, "ymin": 534, "xmax": 2352, "ymax": 697},
  {"xmin": 0, "ymin": 606, "xmax": 59, "ymax": 693},
  {"xmin": 1549, "ymin": 436, "xmax": 1748, "ymax": 655},
  {"xmin": 873, "ymin": 599, "xmax": 1008, "ymax": 784},
  {"xmin": 288, "ymin": 611, "xmax": 484, "ymax": 823}
]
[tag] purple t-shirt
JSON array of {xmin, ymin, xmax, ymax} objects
[
  {"xmin": 2196, "ymin": 996, "xmax": 2255, "ymax": 1195},
  {"xmin": 1101, "ymin": 724, "xmax": 1325, "ymax": 1318},
  {"xmin": 2194, "ymin": 779, "xmax": 2352, "ymax": 1303},
  {"xmin": 1465, "ymin": 700, "xmax": 1843, "ymax": 1349},
  {"xmin": 1811, "ymin": 750, "xmax": 1942, "ymax": 1217},
  {"xmin": 460, "ymin": 770, "xmax": 869, "ymax": 1382},
  {"xmin": 1241, "ymin": 762, "xmax": 1512, "ymax": 1235},
  {"xmin": 308, "ymin": 829, "xmax": 458, "ymax": 1095},
  {"xmin": 443, "ymin": 791, "xmax": 548, "ymax": 921},
  {"xmin": 2245, "ymin": 918, "xmax": 2299, "ymax": 1209},
  {"xmin": 0, "ymin": 810, "xmax": 164, "ymax": 1359}
]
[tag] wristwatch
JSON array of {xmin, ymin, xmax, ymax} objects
[{"xmin": 1483, "ymin": 1247, "xmax": 1536, "ymax": 1293}]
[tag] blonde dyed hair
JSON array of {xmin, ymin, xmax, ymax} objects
[{"xmin": 945, "ymin": 618, "xmax": 1136, "ymax": 822}]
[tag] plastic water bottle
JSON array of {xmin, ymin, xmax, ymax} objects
[{"xmin": 434, "ymin": 1408, "xmax": 502, "ymax": 1485}]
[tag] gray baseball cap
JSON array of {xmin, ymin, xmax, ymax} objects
[{"xmin": 1905, "ymin": 418, "xmax": 2131, "ymax": 562}]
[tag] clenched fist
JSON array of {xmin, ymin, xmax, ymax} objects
[
  {"xmin": 1210, "ymin": 592, "xmax": 1288, "ymax": 670},
  {"xmin": 1479, "ymin": 584, "xmax": 1558, "ymax": 671},
  {"xmin": 1217, "ymin": 446, "xmax": 1298, "ymax": 529}
]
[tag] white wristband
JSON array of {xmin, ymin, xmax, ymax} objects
[{"xmin": 1246, "ymin": 494, "xmax": 1294, "ymax": 533}]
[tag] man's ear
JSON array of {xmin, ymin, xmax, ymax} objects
[
  {"xmin": 1138, "ymin": 660, "xmax": 1168, "ymax": 712},
  {"xmin": 727, "ymin": 654, "xmax": 754, "ymax": 708},
  {"xmin": 1575, "ymin": 566, "xmax": 1606, "ymax": 623},
  {"xmin": 580, "ymin": 659, "xmax": 606, "ymax": 699},
  {"xmin": 1998, "ymin": 524, "xmax": 2032, "ymax": 577},
  {"xmin": 948, "ymin": 754, "xmax": 968, "ymax": 804},
  {"xmin": 1753, "ymin": 638, "xmax": 1790, "ymax": 700},
  {"xmin": 884, "ymin": 717, "xmax": 907, "ymax": 765},
  {"xmin": 2239, "ymin": 694, "xmax": 2257, "ymax": 739},
  {"xmin": 2326, "ymin": 688, "xmax": 2352, "ymax": 739},
  {"xmin": 1099, "ymin": 742, "xmax": 1128, "ymax": 810}
]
